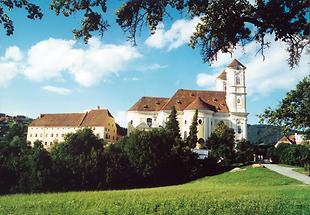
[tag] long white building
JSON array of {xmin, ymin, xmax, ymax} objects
[
  {"xmin": 27, "ymin": 108, "xmax": 117, "ymax": 149},
  {"xmin": 127, "ymin": 59, "xmax": 248, "ymax": 141}
]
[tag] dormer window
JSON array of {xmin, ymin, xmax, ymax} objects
[
  {"xmin": 143, "ymin": 105, "xmax": 149, "ymax": 109},
  {"xmin": 177, "ymin": 100, "xmax": 182, "ymax": 104}
]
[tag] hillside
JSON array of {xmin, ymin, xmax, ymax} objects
[
  {"xmin": 0, "ymin": 166, "xmax": 309, "ymax": 215},
  {"xmin": 247, "ymin": 124, "xmax": 282, "ymax": 145}
]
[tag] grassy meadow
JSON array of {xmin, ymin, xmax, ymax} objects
[{"xmin": 0, "ymin": 166, "xmax": 309, "ymax": 215}]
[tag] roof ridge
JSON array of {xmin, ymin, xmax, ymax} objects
[{"xmin": 79, "ymin": 112, "xmax": 88, "ymax": 126}]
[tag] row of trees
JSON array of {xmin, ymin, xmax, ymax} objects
[
  {"xmin": 1, "ymin": 106, "xmax": 257, "ymax": 194},
  {"xmin": 0, "ymin": 108, "xmax": 198, "ymax": 194},
  {"xmin": 267, "ymin": 143, "xmax": 310, "ymax": 169}
]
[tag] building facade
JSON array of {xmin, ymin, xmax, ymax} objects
[
  {"xmin": 127, "ymin": 59, "xmax": 248, "ymax": 141},
  {"xmin": 27, "ymin": 108, "xmax": 117, "ymax": 149}
]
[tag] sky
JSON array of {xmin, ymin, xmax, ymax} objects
[{"xmin": 0, "ymin": 1, "xmax": 309, "ymax": 127}]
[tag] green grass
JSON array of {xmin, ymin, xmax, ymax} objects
[{"xmin": 0, "ymin": 166, "xmax": 309, "ymax": 215}]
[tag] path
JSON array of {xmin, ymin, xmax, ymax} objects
[{"xmin": 263, "ymin": 164, "xmax": 310, "ymax": 185}]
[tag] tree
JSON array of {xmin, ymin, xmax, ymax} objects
[
  {"xmin": 17, "ymin": 140, "xmax": 52, "ymax": 193},
  {"xmin": 1, "ymin": 1, "xmax": 308, "ymax": 67},
  {"xmin": 259, "ymin": 76, "xmax": 310, "ymax": 140},
  {"xmin": 165, "ymin": 106, "xmax": 181, "ymax": 141},
  {"xmin": 206, "ymin": 121, "xmax": 235, "ymax": 165},
  {"xmin": 117, "ymin": 129, "xmax": 177, "ymax": 186},
  {"xmin": 50, "ymin": 128, "xmax": 105, "ymax": 191},
  {"xmin": 235, "ymin": 139, "xmax": 254, "ymax": 163},
  {"xmin": 187, "ymin": 110, "xmax": 198, "ymax": 148}
]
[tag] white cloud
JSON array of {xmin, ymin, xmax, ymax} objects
[
  {"xmin": 196, "ymin": 73, "xmax": 217, "ymax": 89},
  {"xmin": 0, "ymin": 46, "xmax": 23, "ymax": 87},
  {"xmin": 2, "ymin": 46, "xmax": 23, "ymax": 62},
  {"xmin": 1, "ymin": 37, "xmax": 141, "ymax": 87},
  {"xmin": 197, "ymin": 35, "xmax": 310, "ymax": 96},
  {"xmin": 145, "ymin": 17, "xmax": 200, "ymax": 51},
  {"xmin": 42, "ymin": 85, "xmax": 72, "ymax": 95},
  {"xmin": 114, "ymin": 111, "xmax": 128, "ymax": 127}
]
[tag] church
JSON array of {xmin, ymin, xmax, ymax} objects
[{"xmin": 127, "ymin": 59, "xmax": 248, "ymax": 141}]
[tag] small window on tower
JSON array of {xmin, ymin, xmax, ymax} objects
[
  {"xmin": 237, "ymin": 97, "xmax": 241, "ymax": 104},
  {"xmin": 236, "ymin": 76, "xmax": 241, "ymax": 85},
  {"xmin": 237, "ymin": 125, "xmax": 242, "ymax": 134}
]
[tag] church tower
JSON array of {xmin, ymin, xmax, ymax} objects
[
  {"xmin": 216, "ymin": 59, "xmax": 248, "ymax": 139},
  {"xmin": 225, "ymin": 59, "xmax": 246, "ymax": 113}
]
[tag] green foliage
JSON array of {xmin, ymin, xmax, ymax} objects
[
  {"xmin": 1, "ymin": 1, "xmax": 308, "ymax": 67},
  {"xmin": 165, "ymin": 106, "xmax": 181, "ymax": 141},
  {"xmin": 117, "ymin": 0, "xmax": 309, "ymax": 67},
  {"xmin": 187, "ymin": 109, "xmax": 198, "ymax": 148},
  {"xmin": 206, "ymin": 121, "xmax": 235, "ymax": 165},
  {"xmin": 0, "ymin": 0, "xmax": 42, "ymax": 36},
  {"xmin": 50, "ymin": 0, "xmax": 108, "ymax": 43},
  {"xmin": 274, "ymin": 143, "xmax": 310, "ymax": 168},
  {"xmin": 115, "ymin": 129, "xmax": 176, "ymax": 185},
  {"xmin": 1, "ymin": 167, "xmax": 309, "ymax": 215},
  {"xmin": 259, "ymin": 76, "xmax": 310, "ymax": 137},
  {"xmin": 235, "ymin": 139, "xmax": 254, "ymax": 163},
  {"xmin": 17, "ymin": 140, "xmax": 52, "ymax": 193},
  {"xmin": 50, "ymin": 128, "xmax": 105, "ymax": 191}
]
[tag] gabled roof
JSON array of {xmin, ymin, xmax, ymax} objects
[
  {"xmin": 162, "ymin": 89, "xmax": 229, "ymax": 112},
  {"xmin": 278, "ymin": 135, "xmax": 296, "ymax": 143},
  {"xmin": 185, "ymin": 96, "xmax": 215, "ymax": 111},
  {"xmin": 80, "ymin": 109, "xmax": 113, "ymax": 127},
  {"xmin": 217, "ymin": 70, "xmax": 227, "ymax": 80},
  {"xmin": 29, "ymin": 113, "xmax": 86, "ymax": 127},
  {"xmin": 29, "ymin": 109, "xmax": 114, "ymax": 127},
  {"xmin": 228, "ymin": 59, "xmax": 246, "ymax": 69},
  {"xmin": 128, "ymin": 97, "xmax": 169, "ymax": 111}
]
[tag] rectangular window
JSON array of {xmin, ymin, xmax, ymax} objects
[
  {"xmin": 237, "ymin": 125, "xmax": 242, "ymax": 134},
  {"xmin": 61, "ymin": 134, "xmax": 64, "ymax": 137},
  {"xmin": 51, "ymin": 134, "xmax": 53, "ymax": 137},
  {"xmin": 56, "ymin": 134, "xmax": 58, "ymax": 137},
  {"xmin": 35, "ymin": 134, "xmax": 37, "ymax": 137}
]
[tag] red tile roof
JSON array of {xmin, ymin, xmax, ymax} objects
[
  {"xmin": 129, "ymin": 90, "xmax": 229, "ymax": 113},
  {"xmin": 162, "ymin": 89, "xmax": 229, "ymax": 112},
  {"xmin": 185, "ymin": 96, "xmax": 215, "ymax": 111},
  {"xmin": 128, "ymin": 97, "xmax": 170, "ymax": 111},
  {"xmin": 278, "ymin": 135, "xmax": 296, "ymax": 143},
  {"xmin": 228, "ymin": 59, "xmax": 246, "ymax": 69},
  {"xmin": 29, "ymin": 109, "xmax": 114, "ymax": 127},
  {"xmin": 217, "ymin": 70, "xmax": 227, "ymax": 80}
]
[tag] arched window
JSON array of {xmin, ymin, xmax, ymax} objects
[
  {"xmin": 184, "ymin": 131, "xmax": 188, "ymax": 140},
  {"xmin": 236, "ymin": 76, "xmax": 241, "ymax": 85},
  {"xmin": 237, "ymin": 96, "xmax": 241, "ymax": 104},
  {"xmin": 198, "ymin": 119, "xmax": 203, "ymax": 125}
]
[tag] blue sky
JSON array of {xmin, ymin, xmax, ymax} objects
[{"xmin": 0, "ymin": 1, "xmax": 309, "ymax": 127}]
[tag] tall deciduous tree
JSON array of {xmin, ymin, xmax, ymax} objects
[
  {"xmin": 1, "ymin": 1, "xmax": 308, "ymax": 68},
  {"xmin": 206, "ymin": 121, "xmax": 235, "ymax": 165},
  {"xmin": 259, "ymin": 75, "xmax": 310, "ymax": 139},
  {"xmin": 187, "ymin": 110, "xmax": 198, "ymax": 148}
]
